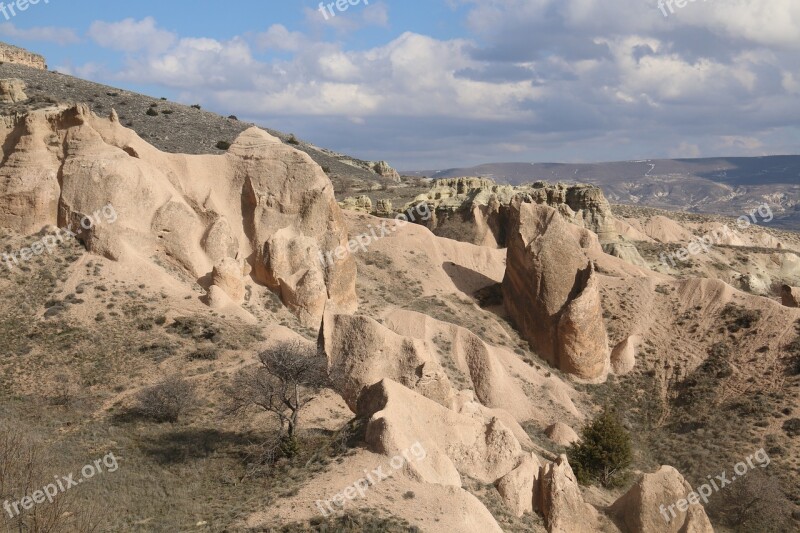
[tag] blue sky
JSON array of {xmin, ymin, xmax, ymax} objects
[{"xmin": 2, "ymin": 0, "xmax": 800, "ymax": 169}]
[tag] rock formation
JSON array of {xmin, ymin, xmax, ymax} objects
[
  {"xmin": 545, "ymin": 422, "xmax": 579, "ymax": 446},
  {"xmin": 781, "ymin": 284, "xmax": 800, "ymax": 307},
  {"xmin": 610, "ymin": 466, "xmax": 714, "ymax": 533},
  {"xmin": 356, "ymin": 379, "xmax": 523, "ymax": 486},
  {"xmin": 538, "ymin": 455, "xmax": 601, "ymax": 532},
  {"xmin": 373, "ymin": 160, "xmax": 401, "ymax": 181},
  {"xmin": 403, "ymin": 177, "xmax": 622, "ymax": 247},
  {"xmin": 0, "ymin": 42, "xmax": 46, "ymax": 70},
  {"xmin": 0, "ymin": 104, "xmax": 357, "ymax": 326},
  {"xmin": 495, "ymin": 453, "xmax": 541, "ymax": 517},
  {"xmin": 339, "ymin": 195, "xmax": 373, "ymax": 213},
  {"xmin": 321, "ymin": 311, "xmax": 454, "ymax": 411},
  {"xmin": 503, "ymin": 202, "xmax": 610, "ymax": 381},
  {"xmin": 0, "ymin": 78, "xmax": 27, "ymax": 103}
]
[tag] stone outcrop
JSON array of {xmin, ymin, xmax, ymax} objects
[
  {"xmin": 403, "ymin": 177, "xmax": 622, "ymax": 247},
  {"xmin": 211, "ymin": 257, "xmax": 245, "ymax": 303},
  {"xmin": 0, "ymin": 78, "xmax": 27, "ymax": 103},
  {"xmin": 339, "ymin": 195, "xmax": 373, "ymax": 213},
  {"xmin": 375, "ymin": 199, "xmax": 393, "ymax": 216},
  {"xmin": 0, "ymin": 42, "xmax": 46, "ymax": 70},
  {"xmin": 610, "ymin": 466, "xmax": 714, "ymax": 533},
  {"xmin": 545, "ymin": 422, "xmax": 579, "ymax": 446},
  {"xmin": 356, "ymin": 379, "xmax": 523, "ymax": 486},
  {"xmin": 373, "ymin": 160, "xmax": 401, "ymax": 181},
  {"xmin": 322, "ymin": 312, "xmax": 453, "ymax": 411},
  {"xmin": 503, "ymin": 202, "xmax": 610, "ymax": 381},
  {"xmin": 495, "ymin": 453, "xmax": 541, "ymax": 517},
  {"xmin": 781, "ymin": 285, "xmax": 800, "ymax": 307},
  {"xmin": 0, "ymin": 104, "xmax": 356, "ymax": 326},
  {"xmin": 538, "ymin": 455, "xmax": 600, "ymax": 532},
  {"xmin": 611, "ymin": 335, "xmax": 638, "ymax": 375}
]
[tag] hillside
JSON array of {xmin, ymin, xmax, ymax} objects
[{"xmin": 0, "ymin": 61, "xmax": 400, "ymax": 198}]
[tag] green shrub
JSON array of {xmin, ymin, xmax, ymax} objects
[
  {"xmin": 146, "ymin": 107, "xmax": 158, "ymax": 116},
  {"xmin": 287, "ymin": 134, "xmax": 300, "ymax": 145},
  {"xmin": 568, "ymin": 409, "xmax": 632, "ymax": 487},
  {"xmin": 215, "ymin": 141, "xmax": 231, "ymax": 150}
]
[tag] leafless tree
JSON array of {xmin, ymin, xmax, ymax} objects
[
  {"xmin": 227, "ymin": 341, "xmax": 328, "ymax": 453},
  {"xmin": 0, "ymin": 422, "xmax": 103, "ymax": 533}
]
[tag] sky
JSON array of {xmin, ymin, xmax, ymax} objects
[{"xmin": 2, "ymin": 0, "xmax": 800, "ymax": 169}]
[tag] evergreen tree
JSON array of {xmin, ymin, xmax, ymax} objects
[{"xmin": 568, "ymin": 408, "xmax": 633, "ymax": 487}]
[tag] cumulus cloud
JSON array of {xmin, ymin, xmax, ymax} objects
[
  {"xmin": 80, "ymin": 1, "xmax": 800, "ymax": 167},
  {"xmin": 88, "ymin": 17, "xmax": 176, "ymax": 54}
]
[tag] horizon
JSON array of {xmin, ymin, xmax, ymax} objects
[{"xmin": 1, "ymin": 1, "xmax": 799, "ymax": 169}]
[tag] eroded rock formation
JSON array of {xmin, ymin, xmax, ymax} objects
[
  {"xmin": 503, "ymin": 202, "xmax": 610, "ymax": 381},
  {"xmin": 0, "ymin": 104, "xmax": 357, "ymax": 325}
]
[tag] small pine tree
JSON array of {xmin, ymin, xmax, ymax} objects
[{"xmin": 568, "ymin": 408, "xmax": 632, "ymax": 487}]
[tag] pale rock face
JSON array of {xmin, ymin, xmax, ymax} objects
[
  {"xmin": 211, "ymin": 258, "xmax": 245, "ymax": 303},
  {"xmin": 495, "ymin": 453, "xmax": 542, "ymax": 517},
  {"xmin": 611, "ymin": 335, "xmax": 639, "ymax": 375},
  {"xmin": 545, "ymin": 422, "xmax": 580, "ymax": 446},
  {"xmin": 356, "ymin": 379, "xmax": 524, "ymax": 486},
  {"xmin": 0, "ymin": 105, "xmax": 357, "ymax": 326},
  {"xmin": 339, "ymin": 195, "xmax": 373, "ymax": 213},
  {"xmin": 610, "ymin": 465, "xmax": 714, "ymax": 533},
  {"xmin": 503, "ymin": 202, "xmax": 611, "ymax": 381},
  {"xmin": 538, "ymin": 455, "xmax": 600, "ymax": 533},
  {"xmin": 321, "ymin": 312, "xmax": 454, "ymax": 411},
  {"xmin": 0, "ymin": 78, "xmax": 27, "ymax": 103},
  {"xmin": 373, "ymin": 160, "xmax": 401, "ymax": 181}
]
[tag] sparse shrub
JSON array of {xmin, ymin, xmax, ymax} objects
[
  {"xmin": 287, "ymin": 134, "xmax": 300, "ymax": 145},
  {"xmin": 568, "ymin": 408, "xmax": 632, "ymax": 487},
  {"xmin": 227, "ymin": 115, "xmax": 238, "ymax": 120},
  {"xmin": 227, "ymin": 341, "xmax": 328, "ymax": 457},
  {"xmin": 721, "ymin": 303, "xmax": 761, "ymax": 332},
  {"xmin": 161, "ymin": 109, "xmax": 173, "ymax": 115},
  {"xmin": 135, "ymin": 375, "xmax": 196, "ymax": 423},
  {"xmin": 190, "ymin": 104, "xmax": 201, "ymax": 109},
  {"xmin": 215, "ymin": 141, "xmax": 231, "ymax": 150},
  {"xmin": 146, "ymin": 107, "xmax": 158, "ymax": 117},
  {"xmin": 188, "ymin": 347, "xmax": 219, "ymax": 361},
  {"xmin": 784, "ymin": 418, "xmax": 800, "ymax": 437}
]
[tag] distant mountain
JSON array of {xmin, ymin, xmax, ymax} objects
[{"xmin": 404, "ymin": 157, "xmax": 800, "ymax": 230}]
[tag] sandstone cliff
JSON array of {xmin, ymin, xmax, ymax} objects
[{"xmin": 0, "ymin": 104, "xmax": 357, "ymax": 325}]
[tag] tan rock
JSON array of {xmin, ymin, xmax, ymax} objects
[
  {"xmin": 495, "ymin": 453, "xmax": 541, "ymax": 517},
  {"xmin": 611, "ymin": 335, "xmax": 638, "ymax": 375},
  {"xmin": 357, "ymin": 378, "xmax": 523, "ymax": 486},
  {"xmin": 322, "ymin": 312, "xmax": 454, "ymax": 411},
  {"xmin": 781, "ymin": 284, "xmax": 800, "ymax": 307},
  {"xmin": 0, "ymin": 78, "xmax": 27, "ymax": 103},
  {"xmin": 0, "ymin": 43, "xmax": 46, "ymax": 69},
  {"xmin": 0, "ymin": 105, "xmax": 356, "ymax": 326},
  {"xmin": 503, "ymin": 202, "xmax": 610, "ymax": 381},
  {"xmin": 538, "ymin": 455, "xmax": 600, "ymax": 533},
  {"xmin": 211, "ymin": 257, "xmax": 245, "ymax": 302},
  {"xmin": 610, "ymin": 465, "xmax": 714, "ymax": 533},
  {"xmin": 545, "ymin": 422, "xmax": 579, "ymax": 446}
]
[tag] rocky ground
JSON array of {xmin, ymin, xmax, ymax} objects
[{"xmin": 0, "ymin": 62, "xmax": 799, "ymax": 533}]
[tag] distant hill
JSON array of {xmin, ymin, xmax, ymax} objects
[{"xmin": 404, "ymin": 157, "xmax": 800, "ymax": 230}]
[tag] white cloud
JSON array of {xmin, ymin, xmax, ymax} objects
[
  {"xmin": 88, "ymin": 17, "xmax": 176, "ymax": 54},
  {"xmin": 0, "ymin": 23, "xmax": 79, "ymax": 45}
]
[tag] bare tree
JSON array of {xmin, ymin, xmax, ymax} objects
[
  {"xmin": 0, "ymin": 422, "xmax": 103, "ymax": 533},
  {"xmin": 227, "ymin": 341, "xmax": 328, "ymax": 456}
]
